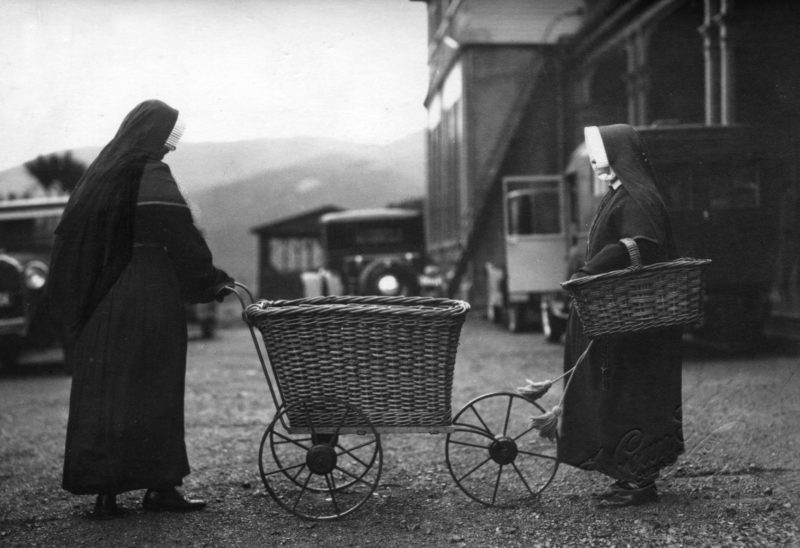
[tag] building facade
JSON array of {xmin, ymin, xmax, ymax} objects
[
  {"xmin": 250, "ymin": 205, "xmax": 343, "ymax": 299},
  {"xmin": 413, "ymin": 0, "xmax": 800, "ymax": 343}
]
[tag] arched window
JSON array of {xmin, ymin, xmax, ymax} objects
[{"xmin": 647, "ymin": 3, "xmax": 705, "ymax": 124}]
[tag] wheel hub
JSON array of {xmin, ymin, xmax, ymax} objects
[
  {"xmin": 306, "ymin": 444, "xmax": 338, "ymax": 475},
  {"xmin": 489, "ymin": 436, "xmax": 518, "ymax": 465}
]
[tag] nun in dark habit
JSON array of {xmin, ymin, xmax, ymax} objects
[
  {"xmin": 558, "ymin": 124, "xmax": 684, "ymax": 507},
  {"xmin": 48, "ymin": 100, "xmax": 232, "ymax": 519}
]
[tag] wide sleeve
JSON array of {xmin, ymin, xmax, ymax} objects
[{"xmin": 137, "ymin": 161, "xmax": 233, "ymax": 303}]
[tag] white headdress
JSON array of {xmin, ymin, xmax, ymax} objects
[
  {"xmin": 583, "ymin": 126, "xmax": 608, "ymax": 168},
  {"xmin": 165, "ymin": 114, "xmax": 185, "ymax": 151}
]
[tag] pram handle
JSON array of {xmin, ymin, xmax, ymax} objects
[
  {"xmin": 220, "ymin": 281, "xmax": 254, "ymax": 309},
  {"xmin": 217, "ymin": 282, "xmax": 284, "ymax": 413}
]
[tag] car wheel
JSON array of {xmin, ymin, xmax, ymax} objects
[
  {"xmin": 541, "ymin": 305, "xmax": 554, "ymax": 340},
  {"xmin": 542, "ymin": 307, "xmax": 565, "ymax": 343},
  {"xmin": 725, "ymin": 319, "xmax": 764, "ymax": 355},
  {"xmin": 0, "ymin": 348, "xmax": 20, "ymax": 373},
  {"xmin": 487, "ymin": 304, "xmax": 498, "ymax": 323},
  {"xmin": 200, "ymin": 320, "xmax": 216, "ymax": 340},
  {"xmin": 506, "ymin": 304, "xmax": 524, "ymax": 333}
]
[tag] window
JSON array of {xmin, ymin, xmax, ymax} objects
[
  {"xmin": 507, "ymin": 181, "xmax": 561, "ymax": 236},
  {"xmin": 425, "ymin": 60, "xmax": 465, "ymax": 251},
  {"xmin": 706, "ymin": 163, "xmax": 761, "ymax": 210},
  {"xmin": 269, "ymin": 237, "xmax": 323, "ymax": 272},
  {"xmin": 0, "ymin": 214, "xmax": 60, "ymax": 252},
  {"xmin": 658, "ymin": 161, "xmax": 761, "ymax": 212}
]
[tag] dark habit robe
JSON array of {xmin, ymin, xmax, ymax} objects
[
  {"xmin": 557, "ymin": 124, "xmax": 684, "ymax": 484},
  {"xmin": 49, "ymin": 100, "xmax": 230, "ymax": 494}
]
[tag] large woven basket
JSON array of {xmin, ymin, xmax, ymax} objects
[
  {"xmin": 244, "ymin": 295, "xmax": 470, "ymax": 429},
  {"xmin": 560, "ymin": 238, "xmax": 711, "ymax": 338}
]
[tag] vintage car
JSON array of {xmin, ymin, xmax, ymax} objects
[
  {"xmin": 0, "ymin": 197, "xmax": 67, "ymax": 371},
  {"xmin": 485, "ymin": 176, "xmax": 575, "ymax": 341},
  {"xmin": 0, "ymin": 196, "xmax": 217, "ymax": 373},
  {"xmin": 301, "ymin": 208, "xmax": 443, "ymax": 298}
]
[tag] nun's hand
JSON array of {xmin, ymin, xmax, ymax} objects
[{"xmin": 214, "ymin": 280, "xmax": 234, "ymax": 302}]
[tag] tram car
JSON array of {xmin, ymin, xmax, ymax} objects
[{"xmin": 639, "ymin": 125, "xmax": 781, "ymax": 350}]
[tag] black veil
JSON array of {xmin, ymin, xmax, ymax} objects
[
  {"xmin": 48, "ymin": 99, "xmax": 179, "ymax": 337},
  {"xmin": 598, "ymin": 124, "xmax": 676, "ymax": 256}
]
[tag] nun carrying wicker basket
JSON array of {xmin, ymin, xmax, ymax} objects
[{"xmin": 518, "ymin": 124, "xmax": 710, "ymax": 508}]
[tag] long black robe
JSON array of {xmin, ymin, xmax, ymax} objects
[
  {"xmin": 52, "ymin": 101, "xmax": 231, "ymax": 495},
  {"xmin": 557, "ymin": 125, "xmax": 684, "ymax": 484},
  {"xmin": 62, "ymin": 159, "xmax": 229, "ymax": 494}
]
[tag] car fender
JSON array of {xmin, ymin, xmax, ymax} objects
[{"xmin": 301, "ymin": 269, "xmax": 344, "ymax": 297}]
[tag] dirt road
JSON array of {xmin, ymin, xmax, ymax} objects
[{"xmin": 1, "ymin": 319, "xmax": 798, "ymax": 546}]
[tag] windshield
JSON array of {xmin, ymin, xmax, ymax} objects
[
  {"xmin": 507, "ymin": 182, "xmax": 561, "ymax": 236},
  {"xmin": 324, "ymin": 217, "xmax": 424, "ymax": 254},
  {"xmin": 0, "ymin": 215, "xmax": 60, "ymax": 253}
]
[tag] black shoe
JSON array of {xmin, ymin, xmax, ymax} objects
[
  {"xmin": 89, "ymin": 494, "xmax": 125, "ymax": 520},
  {"xmin": 597, "ymin": 482, "xmax": 658, "ymax": 507},
  {"xmin": 591, "ymin": 480, "xmax": 635, "ymax": 500},
  {"xmin": 143, "ymin": 487, "xmax": 206, "ymax": 512}
]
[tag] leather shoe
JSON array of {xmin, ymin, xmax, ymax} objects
[
  {"xmin": 90, "ymin": 494, "xmax": 125, "ymax": 520},
  {"xmin": 592, "ymin": 480, "xmax": 634, "ymax": 500},
  {"xmin": 597, "ymin": 482, "xmax": 658, "ymax": 507},
  {"xmin": 143, "ymin": 487, "xmax": 206, "ymax": 512}
]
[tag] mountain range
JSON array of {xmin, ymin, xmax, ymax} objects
[{"xmin": 0, "ymin": 132, "xmax": 425, "ymax": 292}]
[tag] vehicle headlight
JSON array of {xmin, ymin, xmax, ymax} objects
[
  {"xmin": 377, "ymin": 274, "xmax": 400, "ymax": 296},
  {"xmin": 24, "ymin": 261, "xmax": 48, "ymax": 290}
]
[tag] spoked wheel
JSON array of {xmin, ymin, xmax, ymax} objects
[
  {"xmin": 258, "ymin": 396, "xmax": 383, "ymax": 520},
  {"xmin": 446, "ymin": 392, "xmax": 559, "ymax": 506}
]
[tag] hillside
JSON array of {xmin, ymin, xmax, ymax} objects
[
  {"xmin": 191, "ymin": 148, "xmax": 425, "ymax": 291},
  {"xmin": 0, "ymin": 132, "xmax": 426, "ymax": 292},
  {"xmin": 0, "ymin": 133, "xmax": 423, "ymax": 196}
]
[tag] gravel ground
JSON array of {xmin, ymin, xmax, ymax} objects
[{"xmin": 0, "ymin": 318, "xmax": 798, "ymax": 547}]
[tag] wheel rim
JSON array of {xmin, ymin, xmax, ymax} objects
[
  {"xmin": 446, "ymin": 392, "xmax": 559, "ymax": 506},
  {"xmin": 258, "ymin": 396, "xmax": 383, "ymax": 520}
]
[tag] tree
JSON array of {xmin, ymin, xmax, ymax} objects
[{"xmin": 24, "ymin": 152, "xmax": 86, "ymax": 194}]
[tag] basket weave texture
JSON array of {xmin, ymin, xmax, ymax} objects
[
  {"xmin": 244, "ymin": 295, "xmax": 470, "ymax": 429},
  {"xmin": 561, "ymin": 238, "xmax": 711, "ymax": 338}
]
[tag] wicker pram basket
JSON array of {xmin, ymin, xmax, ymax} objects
[
  {"xmin": 560, "ymin": 238, "xmax": 711, "ymax": 338},
  {"xmin": 244, "ymin": 295, "xmax": 470, "ymax": 429}
]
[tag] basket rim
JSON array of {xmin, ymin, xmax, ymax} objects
[
  {"xmin": 245, "ymin": 295, "xmax": 470, "ymax": 320},
  {"xmin": 561, "ymin": 257, "xmax": 711, "ymax": 290}
]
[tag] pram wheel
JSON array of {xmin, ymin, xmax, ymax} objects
[
  {"xmin": 258, "ymin": 395, "xmax": 383, "ymax": 520},
  {"xmin": 445, "ymin": 392, "xmax": 559, "ymax": 506}
]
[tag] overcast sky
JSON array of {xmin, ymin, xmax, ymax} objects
[{"xmin": 0, "ymin": 0, "xmax": 429, "ymax": 170}]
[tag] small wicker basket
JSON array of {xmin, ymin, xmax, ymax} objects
[
  {"xmin": 560, "ymin": 238, "xmax": 711, "ymax": 338},
  {"xmin": 244, "ymin": 295, "xmax": 470, "ymax": 429}
]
